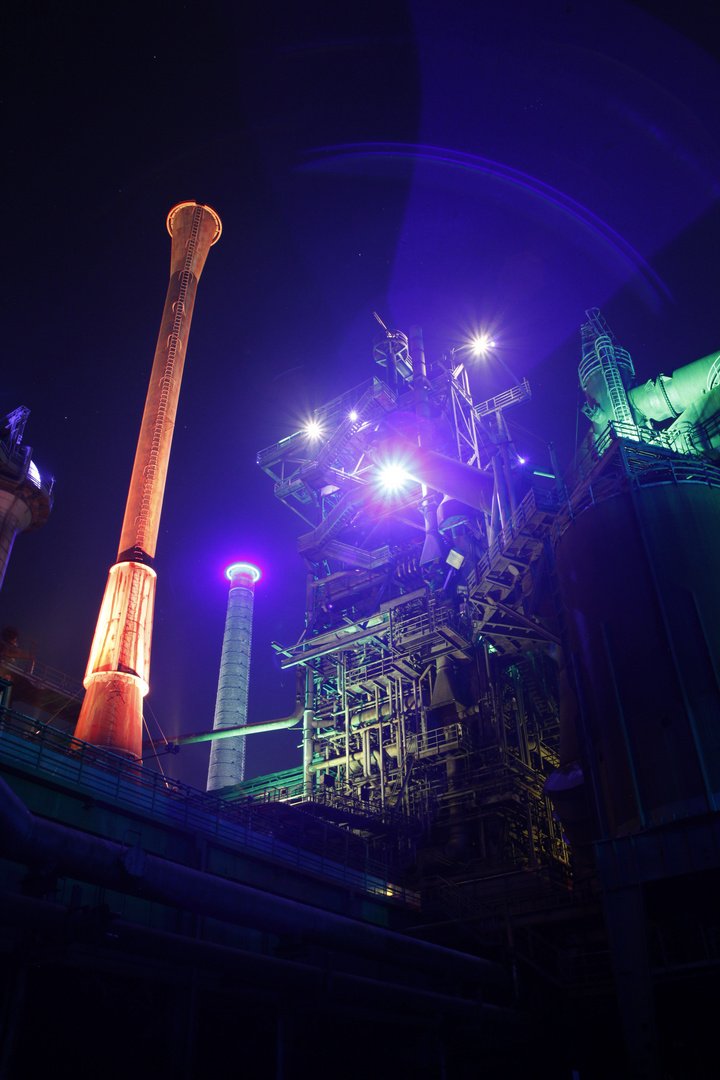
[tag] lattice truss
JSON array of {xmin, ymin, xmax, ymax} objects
[
  {"xmin": 257, "ymin": 362, "xmax": 504, "ymax": 533},
  {"xmin": 257, "ymin": 346, "xmax": 568, "ymax": 878}
]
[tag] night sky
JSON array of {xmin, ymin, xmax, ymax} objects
[{"xmin": 3, "ymin": 0, "xmax": 720, "ymax": 789}]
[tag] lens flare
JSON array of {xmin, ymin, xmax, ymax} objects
[
  {"xmin": 378, "ymin": 462, "xmax": 411, "ymax": 493},
  {"xmin": 471, "ymin": 334, "xmax": 496, "ymax": 356}
]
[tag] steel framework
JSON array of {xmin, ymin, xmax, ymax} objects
[{"xmin": 257, "ymin": 336, "xmax": 569, "ymax": 887}]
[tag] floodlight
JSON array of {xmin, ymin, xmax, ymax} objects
[
  {"xmin": 446, "ymin": 549, "xmax": 465, "ymax": 570},
  {"xmin": 27, "ymin": 461, "xmax": 41, "ymax": 488},
  {"xmin": 378, "ymin": 462, "xmax": 411, "ymax": 493},
  {"xmin": 471, "ymin": 334, "xmax": 496, "ymax": 357}
]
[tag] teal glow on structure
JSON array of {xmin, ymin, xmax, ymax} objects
[
  {"xmin": 579, "ymin": 306, "xmax": 720, "ymax": 458},
  {"xmin": 206, "ymin": 562, "xmax": 261, "ymax": 792}
]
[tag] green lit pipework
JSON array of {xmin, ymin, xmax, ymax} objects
[{"xmin": 579, "ymin": 307, "xmax": 720, "ymax": 458}]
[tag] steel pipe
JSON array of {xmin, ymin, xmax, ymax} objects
[{"xmin": 0, "ymin": 775, "xmax": 506, "ymax": 987}]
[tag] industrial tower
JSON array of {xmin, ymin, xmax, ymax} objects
[
  {"xmin": 249, "ymin": 313, "xmax": 720, "ymax": 1078},
  {"xmin": 74, "ymin": 202, "xmax": 221, "ymax": 760},
  {"xmin": 254, "ymin": 325, "xmax": 564, "ymax": 886},
  {"xmin": 0, "ymin": 408, "xmax": 53, "ymax": 593},
  {"xmin": 3, "ymin": 297, "xmax": 720, "ymax": 1077},
  {"xmin": 206, "ymin": 562, "xmax": 261, "ymax": 791}
]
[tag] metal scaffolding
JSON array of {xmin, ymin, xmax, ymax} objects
[{"xmin": 256, "ymin": 333, "xmax": 569, "ymax": 894}]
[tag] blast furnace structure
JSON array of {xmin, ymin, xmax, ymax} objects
[
  {"xmin": 254, "ymin": 327, "xmax": 567, "ymax": 887},
  {"xmin": 249, "ymin": 312, "xmax": 720, "ymax": 1079},
  {"xmin": 3, "ymin": 290, "xmax": 720, "ymax": 1077}
]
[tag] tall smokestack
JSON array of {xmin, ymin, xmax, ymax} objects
[
  {"xmin": 207, "ymin": 562, "xmax": 261, "ymax": 791},
  {"xmin": 75, "ymin": 202, "xmax": 221, "ymax": 760}
]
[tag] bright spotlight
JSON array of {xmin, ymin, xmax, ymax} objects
[
  {"xmin": 304, "ymin": 419, "xmax": 322, "ymax": 440},
  {"xmin": 348, "ymin": 410, "xmax": 359, "ymax": 422},
  {"xmin": 378, "ymin": 462, "xmax": 411, "ymax": 493},
  {"xmin": 471, "ymin": 333, "xmax": 496, "ymax": 357},
  {"xmin": 225, "ymin": 562, "xmax": 262, "ymax": 584}
]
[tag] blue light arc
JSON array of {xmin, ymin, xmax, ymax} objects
[{"xmin": 301, "ymin": 142, "xmax": 672, "ymax": 304}]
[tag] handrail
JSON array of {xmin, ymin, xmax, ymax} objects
[
  {"xmin": 549, "ymin": 432, "xmax": 720, "ymax": 546},
  {"xmin": 0, "ymin": 704, "xmax": 419, "ymax": 907},
  {"xmin": 0, "ymin": 654, "xmax": 85, "ymax": 701}
]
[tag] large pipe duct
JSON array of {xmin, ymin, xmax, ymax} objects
[
  {"xmin": 375, "ymin": 438, "xmax": 494, "ymax": 514},
  {"xmin": 143, "ymin": 671, "xmax": 304, "ymax": 753},
  {"xmin": 629, "ymin": 350, "xmax": 720, "ymax": 422},
  {"xmin": 207, "ymin": 562, "xmax": 260, "ymax": 791},
  {"xmin": 0, "ymin": 774, "xmax": 506, "ymax": 989},
  {"xmin": 578, "ymin": 310, "xmax": 720, "ymax": 458},
  {"xmin": 0, "ymin": 890, "xmax": 511, "ymax": 1023},
  {"xmin": 403, "ymin": 444, "xmax": 494, "ymax": 513},
  {"xmin": 152, "ymin": 706, "xmax": 304, "ymax": 749},
  {"xmin": 74, "ymin": 203, "xmax": 221, "ymax": 760}
]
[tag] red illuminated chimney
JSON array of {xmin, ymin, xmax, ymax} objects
[{"xmin": 74, "ymin": 203, "xmax": 221, "ymax": 759}]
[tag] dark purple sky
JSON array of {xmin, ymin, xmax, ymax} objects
[{"xmin": 3, "ymin": 0, "xmax": 720, "ymax": 788}]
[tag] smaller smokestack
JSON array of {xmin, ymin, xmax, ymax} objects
[{"xmin": 207, "ymin": 562, "xmax": 261, "ymax": 792}]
